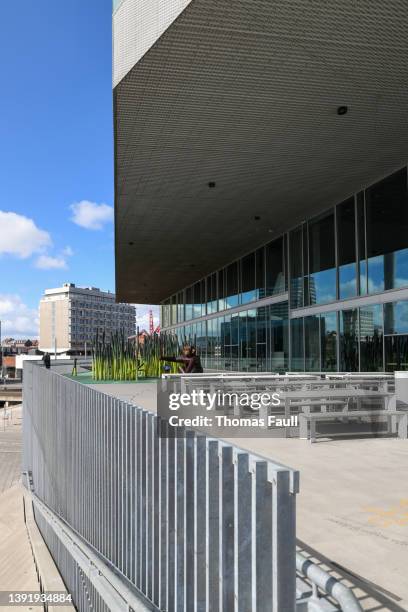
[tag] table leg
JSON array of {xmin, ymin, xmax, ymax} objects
[
  {"xmin": 398, "ymin": 414, "xmax": 408, "ymax": 439},
  {"xmin": 387, "ymin": 394, "xmax": 397, "ymax": 432},
  {"xmin": 310, "ymin": 419, "xmax": 316, "ymax": 443},
  {"xmin": 299, "ymin": 415, "xmax": 308, "ymax": 439}
]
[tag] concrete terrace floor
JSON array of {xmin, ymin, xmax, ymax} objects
[{"xmin": 92, "ymin": 381, "xmax": 408, "ymax": 612}]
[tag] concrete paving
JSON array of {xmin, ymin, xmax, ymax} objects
[
  {"xmin": 0, "ymin": 404, "xmax": 74, "ymax": 612},
  {"xmin": 95, "ymin": 381, "xmax": 408, "ymax": 611},
  {"xmin": 0, "ymin": 405, "xmax": 41, "ymax": 610},
  {"xmin": 0, "ymin": 405, "xmax": 23, "ymax": 494}
]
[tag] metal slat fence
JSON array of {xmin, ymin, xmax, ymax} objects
[{"xmin": 23, "ymin": 362, "xmax": 299, "ymax": 612}]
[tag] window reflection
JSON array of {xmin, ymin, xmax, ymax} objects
[
  {"xmin": 255, "ymin": 248, "xmax": 266, "ymax": 300},
  {"xmin": 366, "ymin": 168, "xmax": 408, "ymax": 294},
  {"xmin": 357, "ymin": 193, "xmax": 368, "ymax": 295},
  {"xmin": 308, "ymin": 212, "xmax": 336, "ymax": 304},
  {"xmin": 359, "ymin": 305, "xmax": 383, "ymax": 371},
  {"xmin": 337, "ymin": 198, "xmax": 357, "ymax": 299},
  {"xmin": 305, "ymin": 316, "xmax": 320, "ymax": 371},
  {"xmin": 241, "ymin": 253, "xmax": 256, "ymax": 304},
  {"xmin": 207, "ymin": 273, "xmax": 218, "ymax": 315},
  {"xmin": 385, "ymin": 335, "xmax": 408, "ymax": 371},
  {"xmin": 193, "ymin": 282, "xmax": 202, "ymax": 319},
  {"xmin": 384, "ymin": 300, "xmax": 408, "ymax": 334},
  {"xmin": 290, "ymin": 228, "xmax": 303, "ymax": 308},
  {"xmin": 320, "ymin": 311, "xmax": 337, "ymax": 371},
  {"xmin": 291, "ymin": 318, "xmax": 304, "ymax": 371},
  {"xmin": 270, "ymin": 302, "xmax": 289, "ymax": 372},
  {"xmin": 340, "ymin": 309, "xmax": 359, "ymax": 371},
  {"xmin": 225, "ymin": 262, "xmax": 239, "ymax": 309},
  {"xmin": 265, "ymin": 237, "xmax": 285, "ymax": 297},
  {"xmin": 185, "ymin": 286, "xmax": 193, "ymax": 321},
  {"xmin": 256, "ymin": 307, "xmax": 268, "ymax": 371},
  {"xmin": 177, "ymin": 291, "xmax": 184, "ymax": 323}
]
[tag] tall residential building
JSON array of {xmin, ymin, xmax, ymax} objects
[
  {"xmin": 113, "ymin": 1, "xmax": 408, "ymax": 373},
  {"xmin": 39, "ymin": 283, "xmax": 136, "ymax": 353}
]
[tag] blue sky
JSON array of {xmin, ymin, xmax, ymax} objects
[{"xmin": 0, "ymin": 0, "xmax": 158, "ymax": 337}]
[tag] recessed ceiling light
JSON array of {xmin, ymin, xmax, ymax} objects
[{"xmin": 337, "ymin": 105, "xmax": 348, "ymax": 116}]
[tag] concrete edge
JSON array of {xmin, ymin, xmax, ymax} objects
[{"xmin": 22, "ymin": 488, "xmax": 75, "ymax": 612}]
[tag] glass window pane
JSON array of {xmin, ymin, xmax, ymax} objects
[
  {"xmin": 214, "ymin": 317, "xmax": 223, "ymax": 370},
  {"xmin": 207, "ymin": 318, "xmax": 216, "ymax": 368},
  {"xmin": 246, "ymin": 310, "xmax": 257, "ymax": 371},
  {"xmin": 161, "ymin": 300, "xmax": 170, "ymax": 328},
  {"xmin": 366, "ymin": 168, "xmax": 408, "ymax": 293},
  {"xmin": 265, "ymin": 237, "xmax": 285, "ymax": 297},
  {"xmin": 185, "ymin": 286, "xmax": 193, "ymax": 321},
  {"xmin": 320, "ymin": 311, "xmax": 338, "ymax": 371},
  {"xmin": 201, "ymin": 279, "xmax": 206, "ymax": 317},
  {"xmin": 357, "ymin": 192, "xmax": 367, "ymax": 295},
  {"xmin": 256, "ymin": 306, "xmax": 268, "ymax": 371},
  {"xmin": 231, "ymin": 314, "xmax": 240, "ymax": 371},
  {"xmin": 305, "ymin": 315, "xmax": 320, "ymax": 371},
  {"xmin": 193, "ymin": 282, "xmax": 201, "ymax": 319},
  {"xmin": 176, "ymin": 291, "xmax": 184, "ymax": 323},
  {"xmin": 290, "ymin": 228, "xmax": 303, "ymax": 308},
  {"xmin": 221, "ymin": 315, "xmax": 230, "ymax": 367},
  {"xmin": 337, "ymin": 198, "xmax": 357, "ymax": 299},
  {"xmin": 385, "ymin": 335, "xmax": 408, "ymax": 371},
  {"xmin": 384, "ymin": 300, "xmax": 408, "ymax": 334},
  {"xmin": 170, "ymin": 295, "xmax": 177, "ymax": 325},
  {"xmin": 308, "ymin": 211, "xmax": 336, "ymax": 305},
  {"xmin": 270, "ymin": 302, "xmax": 289, "ymax": 372},
  {"xmin": 290, "ymin": 318, "xmax": 304, "ymax": 371},
  {"xmin": 218, "ymin": 269, "xmax": 225, "ymax": 311},
  {"xmin": 225, "ymin": 262, "xmax": 239, "ymax": 309},
  {"xmin": 339, "ymin": 309, "xmax": 359, "ymax": 371},
  {"xmin": 207, "ymin": 273, "xmax": 218, "ymax": 314},
  {"xmin": 239, "ymin": 311, "xmax": 249, "ymax": 372},
  {"xmin": 255, "ymin": 248, "xmax": 265, "ymax": 300},
  {"xmin": 359, "ymin": 305, "xmax": 383, "ymax": 371},
  {"xmin": 241, "ymin": 252, "xmax": 256, "ymax": 304}
]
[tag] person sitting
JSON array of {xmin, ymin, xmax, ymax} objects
[{"xmin": 160, "ymin": 344, "xmax": 203, "ymax": 374}]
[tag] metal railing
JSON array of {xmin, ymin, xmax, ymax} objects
[{"xmin": 23, "ymin": 361, "xmax": 300, "ymax": 612}]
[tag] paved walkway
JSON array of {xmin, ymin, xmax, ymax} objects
[
  {"xmin": 0, "ymin": 405, "xmax": 42, "ymax": 610},
  {"xmin": 0, "ymin": 405, "xmax": 23, "ymax": 493},
  {"xmin": 96, "ymin": 381, "xmax": 408, "ymax": 611}
]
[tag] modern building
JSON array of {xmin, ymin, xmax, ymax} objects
[
  {"xmin": 39, "ymin": 283, "xmax": 136, "ymax": 353},
  {"xmin": 113, "ymin": 1, "xmax": 408, "ymax": 372}
]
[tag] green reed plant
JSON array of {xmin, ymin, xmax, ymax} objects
[{"xmin": 92, "ymin": 329, "xmax": 183, "ymax": 381}]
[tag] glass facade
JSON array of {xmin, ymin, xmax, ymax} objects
[
  {"xmin": 359, "ymin": 304, "xmax": 383, "ymax": 371},
  {"xmin": 308, "ymin": 211, "xmax": 336, "ymax": 305},
  {"xmin": 168, "ymin": 303, "xmax": 289, "ymax": 373},
  {"xmin": 161, "ymin": 166, "xmax": 408, "ymax": 372},
  {"xmin": 365, "ymin": 169, "xmax": 408, "ymax": 293},
  {"xmin": 337, "ymin": 198, "xmax": 357, "ymax": 299}
]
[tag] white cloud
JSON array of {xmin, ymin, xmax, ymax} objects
[
  {"xmin": 35, "ymin": 246, "xmax": 73, "ymax": 271},
  {"xmin": 0, "ymin": 211, "xmax": 51, "ymax": 258},
  {"xmin": 35, "ymin": 255, "xmax": 68, "ymax": 270},
  {"xmin": 70, "ymin": 200, "xmax": 113, "ymax": 230},
  {"xmin": 0, "ymin": 294, "xmax": 38, "ymax": 338}
]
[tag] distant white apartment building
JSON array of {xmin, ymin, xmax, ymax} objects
[{"xmin": 39, "ymin": 283, "xmax": 136, "ymax": 353}]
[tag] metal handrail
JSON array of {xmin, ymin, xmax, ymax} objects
[{"xmin": 296, "ymin": 553, "xmax": 363, "ymax": 612}]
